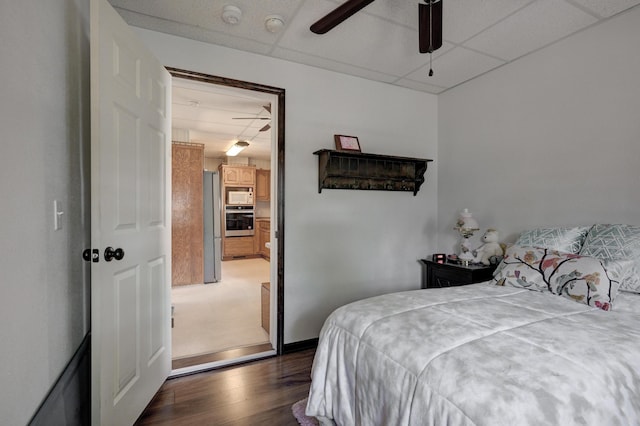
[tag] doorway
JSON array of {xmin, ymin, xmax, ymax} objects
[{"xmin": 167, "ymin": 68, "xmax": 285, "ymax": 374}]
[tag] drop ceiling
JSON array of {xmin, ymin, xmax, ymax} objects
[
  {"xmin": 172, "ymin": 78, "xmax": 273, "ymax": 160},
  {"xmin": 110, "ymin": 0, "xmax": 639, "ymax": 94},
  {"xmin": 108, "ymin": 0, "xmax": 640, "ymax": 158}
]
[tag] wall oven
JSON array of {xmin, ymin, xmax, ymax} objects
[{"xmin": 224, "ymin": 205, "xmax": 255, "ymax": 236}]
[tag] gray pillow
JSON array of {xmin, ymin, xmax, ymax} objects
[
  {"xmin": 515, "ymin": 226, "xmax": 590, "ymax": 254},
  {"xmin": 579, "ymin": 224, "xmax": 640, "ymax": 293}
]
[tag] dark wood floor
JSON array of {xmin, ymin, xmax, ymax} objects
[{"xmin": 135, "ymin": 348, "xmax": 316, "ymax": 425}]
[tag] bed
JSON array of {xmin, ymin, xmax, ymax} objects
[{"xmin": 305, "ymin": 224, "xmax": 640, "ymax": 425}]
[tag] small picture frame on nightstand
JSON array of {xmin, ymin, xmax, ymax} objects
[{"xmin": 432, "ymin": 253, "xmax": 446, "ymax": 264}]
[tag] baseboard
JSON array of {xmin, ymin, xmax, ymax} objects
[
  {"xmin": 29, "ymin": 333, "xmax": 91, "ymax": 426},
  {"xmin": 283, "ymin": 338, "xmax": 318, "ymax": 354}
]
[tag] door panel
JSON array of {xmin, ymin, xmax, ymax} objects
[
  {"xmin": 113, "ymin": 105, "xmax": 139, "ymax": 229},
  {"xmin": 91, "ymin": 0, "xmax": 171, "ymax": 423},
  {"xmin": 114, "ymin": 267, "xmax": 140, "ymax": 401},
  {"xmin": 148, "ymin": 131, "xmax": 166, "ymax": 227},
  {"xmin": 149, "ymin": 257, "xmax": 167, "ymax": 360}
]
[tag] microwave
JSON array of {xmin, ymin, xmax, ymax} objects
[{"xmin": 227, "ymin": 190, "xmax": 254, "ymax": 205}]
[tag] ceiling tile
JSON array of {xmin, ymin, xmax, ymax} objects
[
  {"xmin": 404, "ymin": 47, "xmax": 505, "ymax": 89},
  {"xmin": 304, "ymin": 0, "xmax": 420, "ymax": 31},
  {"xmin": 111, "ymin": 0, "xmax": 304, "ymax": 38},
  {"xmin": 171, "ymin": 79, "xmax": 273, "ymax": 159},
  {"xmin": 443, "ymin": 0, "xmax": 534, "ymax": 43},
  {"xmin": 271, "ymin": 47, "xmax": 399, "ymax": 83},
  {"xmin": 174, "ymin": 91, "xmax": 265, "ymax": 114},
  {"xmin": 277, "ymin": 0, "xmax": 432, "ymax": 77},
  {"xmin": 114, "ymin": 8, "xmax": 276, "ymax": 55},
  {"xmin": 394, "ymin": 78, "xmax": 446, "ymax": 94},
  {"xmin": 568, "ymin": 0, "xmax": 640, "ymax": 17},
  {"xmin": 354, "ymin": 0, "xmax": 419, "ymax": 29},
  {"xmin": 464, "ymin": 0, "xmax": 598, "ymax": 61}
]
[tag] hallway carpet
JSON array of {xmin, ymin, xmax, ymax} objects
[{"xmin": 171, "ymin": 258, "xmax": 270, "ymax": 359}]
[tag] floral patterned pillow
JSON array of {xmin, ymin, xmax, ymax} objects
[
  {"xmin": 494, "ymin": 245, "xmax": 630, "ymax": 311},
  {"xmin": 515, "ymin": 226, "xmax": 590, "ymax": 254}
]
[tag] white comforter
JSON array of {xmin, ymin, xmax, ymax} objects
[{"xmin": 306, "ymin": 283, "xmax": 640, "ymax": 426}]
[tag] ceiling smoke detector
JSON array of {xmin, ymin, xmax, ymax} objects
[
  {"xmin": 222, "ymin": 5, "xmax": 242, "ymax": 25},
  {"xmin": 264, "ymin": 15, "xmax": 285, "ymax": 33}
]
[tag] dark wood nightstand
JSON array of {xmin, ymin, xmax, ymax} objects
[{"xmin": 419, "ymin": 258, "xmax": 497, "ymax": 289}]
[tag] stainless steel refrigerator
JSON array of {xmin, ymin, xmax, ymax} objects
[{"xmin": 203, "ymin": 171, "xmax": 222, "ymax": 283}]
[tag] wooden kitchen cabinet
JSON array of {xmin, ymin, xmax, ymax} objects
[
  {"xmin": 255, "ymin": 219, "xmax": 270, "ymax": 260},
  {"xmin": 260, "ymin": 221, "xmax": 270, "ymax": 259},
  {"xmin": 253, "ymin": 227, "xmax": 262, "ymax": 255},
  {"xmin": 220, "ymin": 164, "xmax": 256, "ymax": 186},
  {"xmin": 255, "ymin": 169, "xmax": 270, "ymax": 201},
  {"xmin": 171, "ymin": 143, "xmax": 204, "ymax": 286},
  {"xmin": 261, "ymin": 282, "xmax": 270, "ymax": 333},
  {"xmin": 223, "ymin": 236, "xmax": 255, "ymax": 258}
]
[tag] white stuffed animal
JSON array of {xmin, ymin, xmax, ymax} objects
[{"xmin": 473, "ymin": 229, "xmax": 503, "ymax": 265}]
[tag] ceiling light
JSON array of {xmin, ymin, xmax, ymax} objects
[
  {"xmin": 226, "ymin": 141, "xmax": 249, "ymax": 156},
  {"xmin": 222, "ymin": 5, "xmax": 242, "ymax": 25},
  {"xmin": 264, "ymin": 15, "xmax": 285, "ymax": 33}
]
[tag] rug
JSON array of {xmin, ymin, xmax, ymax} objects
[{"xmin": 291, "ymin": 398, "xmax": 319, "ymax": 426}]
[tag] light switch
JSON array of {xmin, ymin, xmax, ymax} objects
[{"xmin": 54, "ymin": 200, "xmax": 64, "ymax": 231}]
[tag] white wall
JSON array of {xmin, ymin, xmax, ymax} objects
[
  {"xmin": 136, "ymin": 29, "xmax": 439, "ymax": 343},
  {"xmin": 438, "ymin": 7, "xmax": 640, "ymax": 252},
  {"xmin": 0, "ymin": 0, "xmax": 91, "ymax": 424}
]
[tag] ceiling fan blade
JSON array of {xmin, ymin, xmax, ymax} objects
[
  {"xmin": 310, "ymin": 0, "xmax": 376, "ymax": 34},
  {"xmin": 259, "ymin": 123, "xmax": 271, "ymax": 132},
  {"xmin": 419, "ymin": 1, "xmax": 443, "ymax": 54}
]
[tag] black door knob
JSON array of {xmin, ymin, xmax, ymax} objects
[{"xmin": 104, "ymin": 247, "xmax": 125, "ymax": 262}]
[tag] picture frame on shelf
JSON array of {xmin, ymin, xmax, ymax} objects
[{"xmin": 334, "ymin": 134, "xmax": 361, "ymax": 152}]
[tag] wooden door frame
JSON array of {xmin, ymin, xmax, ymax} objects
[{"xmin": 167, "ymin": 67, "xmax": 286, "ymax": 355}]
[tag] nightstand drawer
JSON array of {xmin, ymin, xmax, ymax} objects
[
  {"xmin": 419, "ymin": 258, "xmax": 497, "ymax": 289},
  {"xmin": 432, "ymin": 268, "xmax": 472, "ymax": 288}
]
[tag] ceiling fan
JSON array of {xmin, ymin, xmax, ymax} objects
[
  {"xmin": 310, "ymin": 0, "xmax": 443, "ymax": 74},
  {"xmin": 232, "ymin": 104, "xmax": 272, "ymax": 132}
]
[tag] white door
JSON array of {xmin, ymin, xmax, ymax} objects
[{"xmin": 90, "ymin": 0, "xmax": 171, "ymax": 424}]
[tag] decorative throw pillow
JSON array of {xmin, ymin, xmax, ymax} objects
[
  {"xmin": 579, "ymin": 224, "xmax": 640, "ymax": 294},
  {"xmin": 515, "ymin": 226, "xmax": 590, "ymax": 254},
  {"xmin": 494, "ymin": 245, "xmax": 629, "ymax": 311}
]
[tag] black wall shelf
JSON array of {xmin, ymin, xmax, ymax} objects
[{"xmin": 313, "ymin": 149, "xmax": 433, "ymax": 196}]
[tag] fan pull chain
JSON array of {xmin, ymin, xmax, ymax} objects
[{"xmin": 429, "ymin": 53, "xmax": 433, "ymax": 76}]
